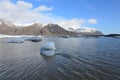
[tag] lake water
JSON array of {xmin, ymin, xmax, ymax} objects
[{"xmin": 0, "ymin": 37, "xmax": 120, "ymax": 80}]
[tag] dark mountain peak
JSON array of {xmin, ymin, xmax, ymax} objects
[
  {"xmin": 45, "ymin": 23, "xmax": 60, "ymax": 28},
  {"xmin": 40, "ymin": 23, "xmax": 77, "ymax": 36}
]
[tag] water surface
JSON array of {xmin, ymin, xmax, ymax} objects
[{"xmin": 0, "ymin": 37, "xmax": 120, "ymax": 80}]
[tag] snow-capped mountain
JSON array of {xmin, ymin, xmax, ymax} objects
[
  {"xmin": 68, "ymin": 27, "xmax": 97, "ymax": 32},
  {"xmin": 67, "ymin": 27, "xmax": 102, "ymax": 35},
  {"xmin": 0, "ymin": 18, "xmax": 42, "ymax": 35},
  {"xmin": 13, "ymin": 20, "xmax": 41, "ymax": 27}
]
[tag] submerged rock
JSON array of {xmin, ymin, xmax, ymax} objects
[
  {"xmin": 25, "ymin": 37, "xmax": 42, "ymax": 42},
  {"xmin": 62, "ymin": 36, "xmax": 71, "ymax": 38},
  {"xmin": 40, "ymin": 42, "xmax": 56, "ymax": 56}
]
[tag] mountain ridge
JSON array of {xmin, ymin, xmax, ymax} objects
[{"xmin": 0, "ymin": 18, "xmax": 103, "ymax": 36}]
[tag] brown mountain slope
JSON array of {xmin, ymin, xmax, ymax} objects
[
  {"xmin": 40, "ymin": 24, "xmax": 77, "ymax": 36},
  {"xmin": 15, "ymin": 23, "xmax": 42, "ymax": 35},
  {"xmin": 0, "ymin": 19, "xmax": 15, "ymax": 35}
]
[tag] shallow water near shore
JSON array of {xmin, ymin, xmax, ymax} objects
[{"xmin": 0, "ymin": 37, "xmax": 120, "ymax": 80}]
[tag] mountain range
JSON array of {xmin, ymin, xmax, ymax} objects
[{"xmin": 0, "ymin": 18, "xmax": 103, "ymax": 36}]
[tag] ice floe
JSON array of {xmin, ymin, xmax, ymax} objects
[
  {"xmin": 3, "ymin": 38, "xmax": 25, "ymax": 43},
  {"xmin": 40, "ymin": 42, "xmax": 56, "ymax": 56}
]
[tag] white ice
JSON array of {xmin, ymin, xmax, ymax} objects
[
  {"xmin": 3, "ymin": 38, "xmax": 25, "ymax": 43},
  {"xmin": 40, "ymin": 42, "xmax": 56, "ymax": 56}
]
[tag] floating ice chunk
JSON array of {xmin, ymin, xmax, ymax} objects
[
  {"xmin": 4, "ymin": 38, "xmax": 25, "ymax": 43},
  {"xmin": 41, "ymin": 42, "xmax": 56, "ymax": 50},
  {"xmin": 40, "ymin": 42, "xmax": 56, "ymax": 56},
  {"xmin": 40, "ymin": 49, "xmax": 56, "ymax": 56}
]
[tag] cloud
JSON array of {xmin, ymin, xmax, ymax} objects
[
  {"xmin": 33, "ymin": 5, "xmax": 53, "ymax": 12},
  {"xmin": 88, "ymin": 19, "xmax": 97, "ymax": 24},
  {"xmin": 0, "ymin": 0, "xmax": 53, "ymax": 23},
  {"xmin": 56, "ymin": 19, "xmax": 84, "ymax": 29},
  {"xmin": 0, "ymin": 0, "xmax": 97, "ymax": 29}
]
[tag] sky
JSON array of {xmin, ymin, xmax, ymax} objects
[{"xmin": 0, "ymin": 0, "xmax": 120, "ymax": 34}]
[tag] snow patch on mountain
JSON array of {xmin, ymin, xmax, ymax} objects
[
  {"xmin": 13, "ymin": 20, "xmax": 41, "ymax": 26},
  {"xmin": 67, "ymin": 27, "xmax": 97, "ymax": 33},
  {"xmin": 0, "ymin": 18, "xmax": 14, "ymax": 26}
]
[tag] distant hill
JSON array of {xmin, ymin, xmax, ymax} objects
[{"xmin": 104, "ymin": 34, "xmax": 120, "ymax": 37}]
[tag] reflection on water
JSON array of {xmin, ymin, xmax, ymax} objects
[{"xmin": 0, "ymin": 37, "xmax": 120, "ymax": 80}]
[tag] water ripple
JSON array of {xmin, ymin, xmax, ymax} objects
[{"xmin": 0, "ymin": 37, "xmax": 120, "ymax": 80}]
